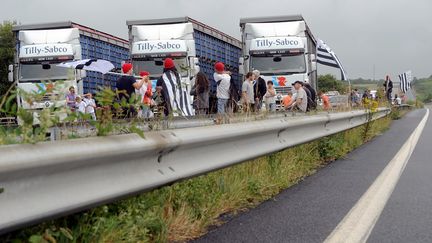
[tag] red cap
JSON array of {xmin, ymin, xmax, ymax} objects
[
  {"xmin": 140, "ymin": 71, "xmax": 150, "ymax": 77},
  {"xmin": 214, "ymin": 62, "xmax": 225, "ymax": 72},
  {"xmin": 164, "ymin": 58, "xmax": 175, "ymax": 69},
  {"xmin": 122, "ymin": 63, "xmax": 133, "ymax": 73}
]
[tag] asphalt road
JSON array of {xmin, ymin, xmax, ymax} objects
[
  {"xmin": 193, "ymin": 109, "xmax": 429, "ymax": 243},
  {"xmin": 368, "ymin": 108, "xmax": 432, "ymax": 242}
]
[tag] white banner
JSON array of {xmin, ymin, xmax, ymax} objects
[
  {"xmin": 132, "ymin": 40, "xmax": 187, "ymax": 54},
  {"xmin": 250, "ymin": 37, "xmax": 304, "ymax": 51},
  {"xmin": 19, "ymin": 44, "xmax": 73, "ymax": 58}
]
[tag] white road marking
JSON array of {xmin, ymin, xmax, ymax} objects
[{"xmin": 325, "ymin": 109, "xmax": 429, "ymax": 243}]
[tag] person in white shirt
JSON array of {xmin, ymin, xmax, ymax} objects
[
  {"xmin": 213, "ymin": 62, "xmax": 231, "ymax": 115},
  {"xmin": 264, "ymin": 81, "xmax": 277, "ymax": 112},
  {"xmin": 83, "ymin": 93, "xmax": 97, "ymax": 121},
  {"xmin": 242, "ymin": 72, "xmax": 255, "ymax": 112},
  {"xmin": 290, "ymin": 81, "xmax": 308, "ymax": 112},
  {"xmin": 394, "ymin": 94, "xmax": 402, "ymax": 106},
  {"xmin": 75, "ymin": 96, "xmax": 86, "ymax": 115},
  {"xmin": 136, "ymin": 71, "xmax": 154, "ymax": 119}
]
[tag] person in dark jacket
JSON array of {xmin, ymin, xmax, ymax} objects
[
  {"xmin": 303, "ymin": 83, "xmax": 312, "ymax": 112},
  {"xmin": 190, "ymin": 72, "xmax": 210, "ymax": 115},
  {"xmin": 252, "ymin": 70, "xmax": 267, "ymax": 112},
  {"xmin": 303, "ymin": 81, "xmax": 317, "ymax": 110},
  {"xmin": 384, "ymin": 75, "xmax": 393, "ymax": 102},
  {"xmin": 116, "ymin": 63, "xmax": 144, "ymax": 117}
]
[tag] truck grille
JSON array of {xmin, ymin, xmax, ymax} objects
[
  {"xmin": 275, "ymin": 86, "xmax": 293, "ymax": 95},
  {"xmin": 39, "ymin": 94, "xmax": 60, "ymax": 102}
]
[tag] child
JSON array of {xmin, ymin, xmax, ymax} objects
[
  {"xmin": 138, "ymin": 71, "xmax": 154, "ymax": 118},
  {"xmin": 283, "ymin": 91, "xmax": 293, "ymax": 110},
  {"xmin": 83, "ymin": 93, "xmax": 97, "ymax": 121},
  {"xmin": 264, "ymin": 81, "xmax": 276, "ymax": 112},
  {"xmin": 75, "ymin": 96, "xmax": 86, "ymax": 115},
  {"xmin": 318, "ymin": 91, "xmax": 330, "ymax": 110}
]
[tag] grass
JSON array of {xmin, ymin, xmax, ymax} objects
[{"xmin": 3, "ymin": 114, "xmax": 394, "ymax": 243}]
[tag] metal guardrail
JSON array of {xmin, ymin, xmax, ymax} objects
[
  {"xmin": 0, "ymin": 117, "xmax": 16, "ymax": 126},
  {"xmin": 0, "ymin": 108, "xmax": 390, "ymax": 234},
  {"xmin": 395, "ymin": 104, "xmax": 414, "ymax": 110}
]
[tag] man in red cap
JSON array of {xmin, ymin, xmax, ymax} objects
[
  {"xmin": 156, "ymin": 58, "xmax": 193, "ymax": 117},
  {"xmin": 213, "ymin": 62, "xmax": 231, "ymax": 117},
  {"xmin": 116, "ymin": 63, "xmax": 145, "ymax": 117}
]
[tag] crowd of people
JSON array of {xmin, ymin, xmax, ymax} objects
[
  {"xmin": 117, "ymin": 58, "xmax": 322, "ymax": 118},
  {"xmin": 66, "ymin": 58, "xmax": 406, "ymax": 122},
  {"xmin": 112, "ymin": 58, "xmax": 324, "ymax": 120},
  {"xmin": 350, "ymin": 83, "xmax": 406, "ymax": 108},
  {"xmin": 65, "ymin": 86, "xmax": 97, "ymax": 120}
]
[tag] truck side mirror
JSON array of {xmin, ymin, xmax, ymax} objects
[
  {"xmin": 239, "ymin": 57, "xmax": 245, "ymax": 75},
  {"xmin": 310, "ymin": 54, "xmax": 317, "ymax": 62},
  {"xmin": 311, "ymin": 61, "xmax": 317, "ymax": 72},
  {"xmin": 8, "ymin": 64, "xmax": 14, "ymax": 82}
]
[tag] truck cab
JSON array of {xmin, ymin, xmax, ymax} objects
[
  {"xmin": 127, "ymin": 17, "xmax": 242, "ymax": 116},
  {"xmin": 127, "ymin": 19, "xmax": 199, "ymax": 93},
  {"xmin": 240, "ymin": 15, "xmax": 317, "ymax": 100},
  {"xmin": 11, "ymin": 26, "xmax": 84, "ymax": 124}
]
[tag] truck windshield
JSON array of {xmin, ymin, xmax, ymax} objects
[
  {"xmin": 20, "ymin": 63, "xmax": 70, "ymax": 82},
  {"xmin": 250, "ymin": 54, "xmax": 306, "ymax": 75},
  {"xmin": 132, "ymin": 58, "xmax": 188, "ymax": 78}
]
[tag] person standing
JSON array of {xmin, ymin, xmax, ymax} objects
[
  {"xmin": 252, "ymin": 70, "xmax": 267, "ymax": 112},
  {"xmin": 138, "ymin": 71, "xmax": 153, "ymax": 118},
  {"xmin": 190, "ymin": 72, "xmax": 210, "ymax": 115},
  {"xmin": 264, "ymin": 81, "xmax": 276, "ymax": 112},
  {"xmin": 351, "ymin": 89, "xmax": 360, "ymax": 106},
  {"xmin": 66, "ymin": 86, "xmax": 77, "ymax": 111},
  {"xmin": 290, "ymin": 81, "xmax": 308, "ymax": 112},
  {"xmin": 156, "ymin": 58, "xmax": 193, "ymax": 117},
  {"xmin": 241, "ymin": 72, "xmax": 255, "ymax": 112},
  {"xmin": 83, "ymin": 93, "xmax": 97, "ymax": 121},
  {"xmin": 384, "ymin": 75, "xmax": 393, "ymax": 102},
  {"xmin": 303, "ymin": 83, "xmax": 312, "ymax": 111},
  {"xmin": 75, "ymin": 96, "xmax": 86, "ymax": 115},
  {"xmin": 303, "ymin": 81, "xmax": 317, "ymax": 110},
  {"xmin": 213, "ymin": 62, "xmax": 231, "ymax": 116},
  {"xmin": 116, "ymin": 63, "xmax": 144, "ymax": 102},
  {"xmin": 116, "ymin": 63, "xmax": 144, "ymax": 117}
]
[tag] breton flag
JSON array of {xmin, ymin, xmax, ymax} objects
[
  {"xmin": 399, "ymin": 70, "xmax": 412, "ymax": 93},
  {"xmin": 317, "ymin": 39, "xmax": 347, "ymax": 81}
]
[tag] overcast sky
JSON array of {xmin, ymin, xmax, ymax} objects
[{"xmin": 1, "ymin": 0, "xmax": 431, "ymax": 79}]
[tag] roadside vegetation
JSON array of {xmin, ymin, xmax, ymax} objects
[
  {"xmin": 0, "ymin": 21, "xmax": 16, "ymax": 117},
  {"xmin": 317, "ymin": 74, "xmax": 347, "ymax": 93},
  {"xmin": 3, "ymin": 112, "xmax": 396, "ymax": 243},
  {"xmin": 412, "ymin": 76, "xmax": 432, "ymax": 103}
]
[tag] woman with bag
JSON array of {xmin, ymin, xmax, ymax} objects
[{"xmin": 190, "ymin": 72, "xmax": 210, "ymax": 115}]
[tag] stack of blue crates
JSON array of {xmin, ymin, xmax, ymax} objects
[
  {"xmin": 193, "ymin": 30, "xmax": 242, "ymax": 95},
  {"xmin": 79, "ymin": 35, "xmax": 129, "ymax": 94}
]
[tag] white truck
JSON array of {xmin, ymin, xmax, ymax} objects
[
  {"xmin": 9, "ymin": 21, "xmax": 129, "ymax": 124},
  {"xmin": 239, "ymin": 15, "xmax": 318, "ymax": 97},
  {"xmin": 126, "ymin": 17, "xmax": 242, "ymax": 114}
]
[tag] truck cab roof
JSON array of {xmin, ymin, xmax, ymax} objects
[
  {"xmin": 13, "ymin": 21, "xmax": 128, "ymax": 45},
  {"xmin": 127, "ymin": 16, "xmax": 241, "ymax": 48},
  {"xmin": 240, "ymin": 15, "xmax": 304, "ymax": 26}
]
